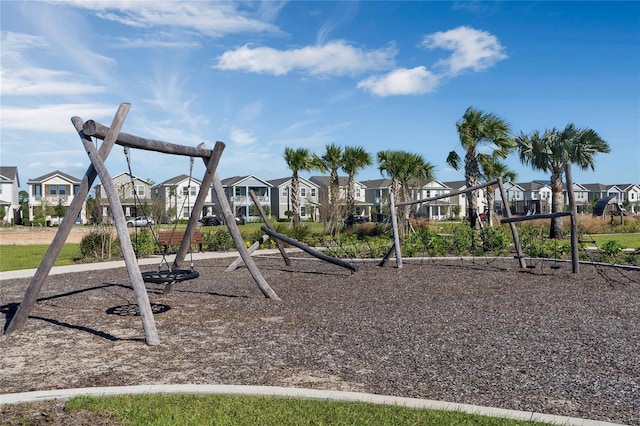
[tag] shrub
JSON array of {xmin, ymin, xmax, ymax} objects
[
  {"xmin": 80, "ymin": 230, "xmax": 120, "ymax": 260},
  {"xmin": 203, "ymin": 229, "xmax": 236, "ymax": 251},
  {"xmin": 480, "ymin": 227, "xmax": 510, "ymax": 256},
  {"xmin": 450, "ymin": 224, "xmax": 474, "ymax": 256},
  {"xmin": 127, "ymin": 229, "xmax": 156, "ymax": 257},
  {"xmin": 597, "ymin": 240, "xmax": 624, "ymax": 263}
]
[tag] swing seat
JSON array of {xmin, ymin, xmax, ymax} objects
[{"xmin": 142, "ymin": 269, "xmax": 200, "ymax": 284}]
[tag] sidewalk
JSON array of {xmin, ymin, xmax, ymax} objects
[{"xmin": 0, "ymin": 249, "xmax": 286, "ymax": 281}]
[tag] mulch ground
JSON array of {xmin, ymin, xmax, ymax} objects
[{"xmin": 1, "ymin": 254, "xmax": 639, "ymax": 425}]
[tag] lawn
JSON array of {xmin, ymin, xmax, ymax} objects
[
  {"xmin": 5, "ymin": 393, "xmax": 552, "ymax": 425},
  {"xmin": 0, "ymin": 244, "xmax": 81, "ymax": 272},
  {"xmin": 587, "ymin": 233, "xmax": 640, "ymax": 249}
]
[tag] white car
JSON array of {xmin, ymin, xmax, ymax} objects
[{"xmin": 126, "ymin": 216, "xmax": 155, "ymax": 227}]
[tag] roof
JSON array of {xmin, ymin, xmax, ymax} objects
[
  {"xmin": 27, "ymin": 170, "xmax": 80, "ymax": 184},
  {"xmin": 157, "ymin": 174, "xmax": 202, "ymax": 186},
  {"xmin": 267, "ymin": 176, "xmax": 319, "ymax": 188},
  {"xmin": 517, "ymin": 181, "xmax": 549, "ymax": 191},
  {"xmin": 0, "ymin": 166, "xmax": 19, "ymax": 186},
  {"xmin": 442, "ymin": 180, "xmax": 466, "ymax": 189},
  {"xmin": 309, "ymin": 175, "xmax": 366, "ymax": 188},
  {"xmin": 220, "ymin": 175, "xmax": 272, "ymax": 187},
  {"xmin": 360, "ymin": 178, "xmax": 392, "ymax": 189}
]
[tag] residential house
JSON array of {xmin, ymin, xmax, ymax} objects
[
  {"xmin": 309, "ymin": 176, "xmax": 372, "ymax": 221},
  {"xmin": 154, "ymin": 174, "xmax": 214, "ymax": 222},
  {"xmin": 361, "ymin": 178, "xmax": 392, "ymax": 222},
  {"xmin": 518, "ymin": 181, "xmax": 552, "ymax": 214},
  {"xmin": 27, "ymin": 170, "xmax": 86, "ymax": 224},
  {"xmin": 561, "ymin": 182, "xmax": 589, "ymax": 213},
  {"xmin": 411, "ymin": 180, "xmax": 453, "ymax": 220},
  {"xmin": 216, "ymin": 175, "xmax": 272, "ymax": 222},
  {"xmin": 267, "ymin": 176, "xmax": 320, "ymax": 221},
  {"xmin": 583, "ymin": 183, "xmax": 611, "ymax": 203},
  {"xmin": 94, "ymin": 172, "xmax": 154, "ymax": 223},
  {"xmin": 615, "ymin": 184, "xmax": 640, "ymax": 214},
  {"xmin": 0, "ymin": 166, "xmax": 21, "ymax": 224}
]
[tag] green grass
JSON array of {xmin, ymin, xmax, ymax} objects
[
  {"xmin": 0, "ymin": 244, "xmax": 81, "ymax": 272},
  {"xmin": 61, "ymin": 394, "xmax": 552, "ymax": 426},
  {"xmin": 586, "ymin": 233, "xmax": 640, "ymax": 249}
]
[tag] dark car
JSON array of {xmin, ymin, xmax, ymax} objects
[{"xmin": 198, "ymin": 215, "xmax": 221, "ymax": 226}]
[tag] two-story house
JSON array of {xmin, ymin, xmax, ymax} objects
[
  {"xmin": 616, "ymin": 184, "xmax": 640, "ymax": 214},
  {"xmin": 94, "ymin": 172, "xmax": 154, "ymax": 223},
  {"xmin": 411, "ymin": 180, "xmax": 453, "ymax": 220},
  {"xmin": 0, "ymin": 166, "xmax": 21, "ymax": 224},
  {"xmin": 309, "ymin": 176, "xmax": 372, "ymax": 221},
  {"xmin": 154, "ymin": 174, "xmax": 214, "ymax": 222},
  {"xmin": 561, "ymin": 182, "xmax": 589, "ymax": 213},
  {"xmin": 27, "ymin": 170, "xmax": 85, "ymax": 225},
  {"xmin": 267, "ymin": 176, "xmax": 320, "ymax": 221},
  {"xmin": 361, "ymin": 178, "xmax": 392, "ymax": 222},
  {"xmin": 216, "ymin": 175, "xmax": 272, "ymax": 223}
]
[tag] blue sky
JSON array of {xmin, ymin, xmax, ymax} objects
[{"xmin": 1, "ymin": 1, "xmax": 639, "ymax": 191}]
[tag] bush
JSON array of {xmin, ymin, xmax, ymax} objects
[
  {"xmin": 203, "ymin": 229, "xmax": 236, "ymax": 251},
  {"xmin": 80, "ymin": 230, "xmax": 120, "ymax": 260},
  {"xmin": 480, "ymin": 227, "xmax": 510, "ymax": 256},
  {"xmin": 127, "ymin": 229, "xmax": 156, "ymax": 257},
  {"xmin": 597, "ymin": 240, "xmax": 624, "ymax": 263}
]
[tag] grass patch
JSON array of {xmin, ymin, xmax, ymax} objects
[
  {"xmin": 586, "ymin": 233, "xmax": 640, "ymax": 249},
  {"xmin": 0, "ymin": 244, "xmax": 81, "ymax": 272},
  {"xmin": 62, "ymin": 394, "xmax": 552, "ymax": 425}
]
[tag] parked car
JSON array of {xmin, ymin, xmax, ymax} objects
[
  {"xmin": 343, "ymin": 215, "xmax": 369, "ymax": 226},
  {"xmin": 198, "ymin": 215, "xmax": 221, "ymax": 226},
  {"xmin": 126, "ymin": 216, "xmax": 155, "ymax": 227}
]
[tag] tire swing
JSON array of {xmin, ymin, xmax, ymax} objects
[{"xmin": 123, "ymin": 146, "xmax": 200, "ymax": 289}]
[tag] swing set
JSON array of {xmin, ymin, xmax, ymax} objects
[{"xmin": 5, "ymin": 103, "xmax": 279, "ymax": 346}]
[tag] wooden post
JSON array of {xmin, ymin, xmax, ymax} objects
[
  {"xmin": 171, "ymin": 141, "xmax": 225, "ymax": 274},
  {"xmin": 565, "ymin": 163, "xmax": 580, "ymax": 273},
  {"xmin": 377, "ymin": 243, "xmax": 396, "ymax": 267},
  {"xmin": 5, "ymin": 104, "xmax": 131, "ymax": 336},
  {"xmin": 212, "ymin": 173, "xmax": 280, "ymax": 300},
  {"xmin": 248, "ymin": 189, "xmax": 290, "ymax": 266},
  {"xmin": 497, "ymin": 178, "xmax": 527, "ymax": 268},
  {"xmin": 227, "ymin": 235, "xmax": 270, "ymax": 271},
  {"xmin": 80, "ymin": 125, "xmax": 160, "ymax": 345},
  {"xmin": 261, "ymin": 226, "xmax": 358, "ymax": 272},
  {"xmin": 389, "ymin": 192, "xmax": 403, "ymax": 269}
]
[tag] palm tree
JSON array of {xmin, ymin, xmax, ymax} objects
[
  {"xmin": 284, "ymin": 147, "xmax": 319, "ymax": 228},
  {"xmin": 516, "ymin": 123, "xmax": 610, "ymax": 238},
  {"xmin": 478, "ymin": 155, "xmax": 517, "ymax": 227},
  {"xmin": 446, "ymin": 107, "xmax": 513, "ymax": 229},
  {"xmin": 341, "ymin": 146, "xmax": 372, "ymax": 225},
  {"xmin": 319, "ymin": 143, "xmax": 344, "ymax": 234},
  {"xmin": 378, "ymin": 150, "xmax": 435, "ymax": 233}
]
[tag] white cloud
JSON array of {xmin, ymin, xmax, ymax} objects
[
  {"xmin": 215, "ymin": 40, "xmax": 397, "ymax": 76},
  {"xmin": 357, "ymin": 66, "xmax": 440, "ymax": 97},
  {"xmin": 230, "ymin": 128, "xmax": 257, "ymax": 145},
  {"xmin": 1, "ymin": 104, "xmax": 116, "ymax": 133},
  {"xmin": 61, "ymin": 1, "xmax": 280, "ymax": 37},
  {"xmin": 421, "ymin": 26, "xmax": 507, "ymax": 76}
]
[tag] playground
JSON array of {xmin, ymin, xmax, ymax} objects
[{"xmin": 1, "ymin": 255, "xmax": 638, "ymax": 425}]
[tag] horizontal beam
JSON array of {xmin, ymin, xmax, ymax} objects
[
  {"xmin": 82, "ymin": 119, "xmax": 216, "ymax": 158},
  {"xmin": 395, "ymin": 179, "xmax": 499, "ymax": 207},
  {"xmin": 500, "ymin": 212, "xmax": 572, "ymax": 224}
]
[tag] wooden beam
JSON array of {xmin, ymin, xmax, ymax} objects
[
  {"xmin": 389, "ymin": 192, "xmax": 403, "ymax": 269},
  {"xmin": 170, "ymin": 141, "xmax": 225, "ymax": 279},
  {"xmin": 497, "ymin": 178, "xmax": 526, "ymax": 268},
  {"xmin": 500, "ymin": 211, "xmax": 572, "ymax": 224},
  {"xmin": 565, "ymin": 163, "xmax": 580, "ymax": 273},
  {"xmin": 84, "ymin": 120, "xmax": 213, "ymax": 158},
  {"xmin": 227, "ymin": 235, "xmax": 270, "ymax": 271},
  {"xmin": 261, "ymin": 226, "xmax": 358, "ymax": 273},
  {"xmin": 248, "ymin": 189, "xmax": 291, "ymax": 266},
  {"xmin": 80, "ymin": 123, "xmax": 160, "ymax": 345},
  {"xmin": 5, "ymin": 104, "xmax": 131, "ymax": 336},
  {"xmin": 211, "ymin": 174, "xmax": 280, "ymax": 300}
]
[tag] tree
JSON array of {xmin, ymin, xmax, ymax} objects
[
  {"xmin": 341, "ymin": 146, "xmax": 372, "ymax": 226},
  {"xmin": 478, "ymin": 156, "xmax": 517, "ymax": 227},
  {"xmin": 319, "ymin": 143, "xmax": 344, "ymax": 234},
  {"xmin": 378, "ymin": 150, "xmax": 435, "ymax": 233},
  {"xmin": 516, "ymin": 123, "xmax": 610, "ymax": 238},
  {"xmin": 446, "ymin": 106, "xmax": 513, "ymax": 229},
  {"xmin": 284, "ymin": 147, "xmax": 320, "ymax": 228}
]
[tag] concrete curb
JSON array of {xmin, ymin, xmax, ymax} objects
[{"xmin": 0, "ymin": 385, "xmax": 625, "ymax": 426}]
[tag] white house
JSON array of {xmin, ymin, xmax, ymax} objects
[
  {"xmin": 412, "ymin": 180, "xmax": 453, "ymax": 220},
  {"xmin": 94, "ymin": 172, "xmax": 154, "ymax": 222},
  {"xmin": 616, "ymin": 183, "xmax": 640, "ymax": 214},
  {"xmin": 0, "ymin": 166, "xmax": 21, "ymax": 224},
  {"xmin": 361, "ymin": 178, "xmax": 392, "ymax": 222},
  {"xmin": 27, "ymin": 170, "xmax": 86, "ymax": 225},
  {"xmin": 154, "ymin": 174, "xmax": 214, "ymax": 221},
  {"xmin": 268, "ymin": 176, "xmax": 320, "ymax": 221},
  {"xmin": 216, "ymin": 175, "xmax": 272, "ymax": 222}
]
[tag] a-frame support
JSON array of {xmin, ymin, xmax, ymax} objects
[{"xmin": 5, "ymin": 103, "xmax": 280, "ymax": 345}]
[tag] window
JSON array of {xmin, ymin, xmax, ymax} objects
[
  {"xmin": 34, "ymin": 185, "xmax": 41, "ymax": 196},
  {"xmin": 130, "ymin": 185, "xmax": 145, "ymax": 197},
  {"xmin": 300, "ymin": 188, "xmax": 306, "ymax": 197},
  {"xmin": 182, "ymin": 186, "xmax": 196, "ymax": 196},
  {"xmin": 49, "ymin": 186, "xmax": 57, "ymax": 195},
  {"xmin": 182, "ymin": 207, "xmax": 190, "ymax": 218},
  {"xmin": 356, "ymin": 188, "xmax": 361, "ymax": 198},
  {"xmin": 0, "ymin": 185, "xmax": 2, "ymax": 195},
  {"xmin": 311, "ymin": 188, "xmax": 316, "ymax": 197},
  {"xmin": 301, "ymin": 206, "xmax": 306, "ymax": 217},
  {"xmin": 282, "ymin": 187, "xmax": 288, "ymax": 197}
]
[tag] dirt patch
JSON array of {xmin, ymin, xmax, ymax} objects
[
  {"xmin": 0, "ymin": 227, "xmax": 96, "ymax": 245},
  {"xmin": 1, "ymin": 256, "xmax": 639, "ymax": 425}
]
